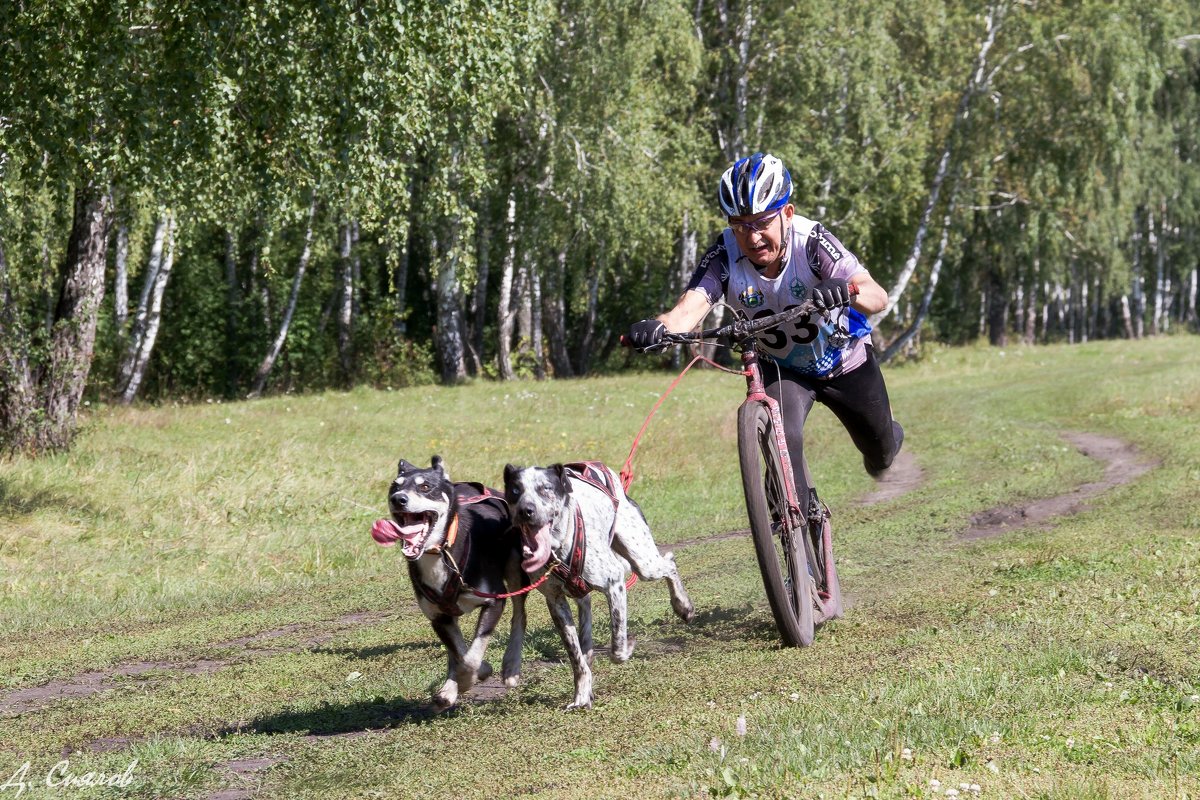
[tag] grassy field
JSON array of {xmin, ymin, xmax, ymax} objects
[{"xmin": 1, "ymin": 337, "xmax": 1197, "ymax": 799}]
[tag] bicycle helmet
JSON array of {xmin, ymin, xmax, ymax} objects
[{"xmin": 718, "ymin": 152, "xmax": 792, "ymax": 217}]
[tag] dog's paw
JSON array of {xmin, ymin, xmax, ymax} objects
[
  {"xmin": 676, "ymin": 602, "xmax": 696, "ymax": 624},
  {"xmin": 433, "ymin": 686, "xmax": 459, "ymax": 711},
  {"xmin": 565, "ymin": 698, "xmax": 593, "ymax": 711},
  {"xmin": 474, "ymin": 660, "xmax": 494, "ymax": 682},
  {"xmin": 502, "ymin": 672, "xmax": 521, "ymax": 688},
  {"xmin": 611, "ymin": 636, "xmax": 636, "ymax": 663}
]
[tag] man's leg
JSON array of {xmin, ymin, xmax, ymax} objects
[
  {"xmin": 763, "ymin": 364, "xmax": 818, "ymax": 499},
  {"xmin": 814, "ymin": 348, "xmax": 902, "ymax": 477}
]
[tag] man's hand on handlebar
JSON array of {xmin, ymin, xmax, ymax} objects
[
  {"xmin": 627, "ymin": 318, "xmax": 666, "ymax": 351},
  {"xmin": 810, "ymin": 278, "xmax": 853, "ymax": 311}
]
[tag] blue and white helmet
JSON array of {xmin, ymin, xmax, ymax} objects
[{"xmin": 718, "ymin": 152, "xmax": 792, "ymax": 217}]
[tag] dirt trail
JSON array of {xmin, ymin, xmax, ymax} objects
[
  {"xmin": 0, "ymin": 612, "xmax": 391, "ymax": 718},
  {"xmin": 960, "ymin": 432, "xmax": 1158, "ymax": 540}
]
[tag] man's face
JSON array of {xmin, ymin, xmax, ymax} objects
[{"xmin": 730, "ymin": 204, "xmax": 793, "ymax": 269}]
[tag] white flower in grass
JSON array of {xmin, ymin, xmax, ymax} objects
[
  {"xmin": 989, "ymin": 732, "xmax": 1002, "ymax": 744},
  {"xmin": 707, "ymin": 700, "xmax": 716, "ymax": 709},
  {"xmin": 969, "ymin": 784, "xmax": 981, "ymax": 795},
  {"xmin": 946, "ymin": 789, "xmax": 959, "ymax": 799},
  {"xmin": 790, "ymin": 692, "xmax": 800, "ymax": 702},
  {"xmin": 1065, "ymin": 738, "xmax": 1074, "ymax": 748},
  {"xmin": 709, "ymin": 737, "xmax": 721, "ymax": 752},
  {"xmin": 345, "ymin": 671, "xmax": 362, "ymax": 683},
  {"xmin": 901, "ymin": 747, "xmax": 913, "ymax": 761},
  {"xmin": 959, "ymin": 783, "xmax": 971, "ymax": 791},
  {"xmin": 736, "ymin": 715, "xmax": 747, "ymax": 737},
  {"xmin": 929, "ymin": 778, "xmax": 941, "ymax": 790}
]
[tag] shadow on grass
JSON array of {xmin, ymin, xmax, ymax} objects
[
  {"xmin": 0, "ymin": 479, "xmax": 77, "ymax": 519},
  {"xmin": 313, "ymin": 641, "xmax": 436, "ymax": 659},
  {"xmin": 226, "ymin": 696, "xmax": 437, "ymax": 737}
]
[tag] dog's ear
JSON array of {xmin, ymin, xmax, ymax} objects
[
  {"xmin": 397, "ymin": 459, "xmax": 417, "ymax": 476},
  {"xmin": 431, "ymin": 454, "xmax": 449, "ymax": 482},
  {"xmin": 503, "ymin": 463, "xmax": 519, "ymax": 486},
  {"xmin": 553, "ymin": 463, "xmax": 572, "ymax": 494}
]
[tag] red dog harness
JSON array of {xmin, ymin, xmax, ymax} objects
[{"xmin": 550, "ymin": 463, "xmax": 621, "ymax": 599}]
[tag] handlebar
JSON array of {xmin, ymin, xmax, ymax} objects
[{"xmin": 622, "ymin": 284, "xmax": 859, "ymax": 353}]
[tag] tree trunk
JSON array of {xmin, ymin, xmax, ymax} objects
[
  {"xmin": 1151, "ymin": 205, "xmax": 1164, "ymax": 335},
  {"xmin": 249, "ymin": 198, "xmax": 317, "ymax": 398},
  {"xmin": 577, "ymin": 256, "xmax": 602, "ymax": 375},
  {"xmin": 37, "ymin": 186, "xmax": 112, "ymax": 452},
  {"xmin": 224, "ymin": 227, "xmax": 241, "ymax": 394},
  {"xmin": 1185, "ymin": 266, "xmax": 1198, "ymax": 329},
  {"xmin": 527, "ymin": 254, "xmax": 545, "ymax": 380},
  {"xmin": 543, "ymin": 246, "xmax": 575, "ymax": 377},
  {"xmin": 881, "ymin": 199, "xmax": 955, "ymax": 362},
  {"xmin": 114, "ymin": 222, "xmax": 130, "ymax": 330},
  {"xmin": 393, "ymin": 221, "xmax": 411, "ymax": 337},
  {"xmin": 871, "ymin": 3, "xmax": 1005, "ymax": 329},
  {"xmin": 433, "ymin": 231, "xmax": 468, "ymax": 385},
  {"xmin": 337, "ymin": 220, "xmax": 355, "ymax": 385},
  {"xmin": 119, "ymin": 216, "xmax": 176, "ymax": 404},
  {"xmin": 496, "ymin": 193, "xmax": 518, "ymax": 380},
  {"xmin": 1119, "ymin": 295, "xmax": 1134, "ymax": 338},
  {"xmin": 0, "ymin": 238, "xmax": 36, "ymax": 452},
  {"xmin": 1023, "ymin": 276, "xmax": 1038, "ymax": 344},
  {"xmin": 1131, "ymin": 206, "xmax": 1145, "ymax": 338},
  {"xmin": 468, "ymin": 208, "xmax": 491, "ymax": 376},
  {"xmin": 117, "ymin": 215, "xmax": 169, "ymax": 393}
]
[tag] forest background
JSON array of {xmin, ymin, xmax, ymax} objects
[{"xmin": 2, "ymin": 0, "xmax": 1199, "ymax": 456}]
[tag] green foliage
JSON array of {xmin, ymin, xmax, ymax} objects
[{"xmin": 2, "ymin": 0, "xmax": 1199, "ymax": 412}]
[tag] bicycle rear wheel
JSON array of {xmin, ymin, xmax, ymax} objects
[{"xmin": 738, "ymin": 402, "xmax": 815, "ymax": 647}]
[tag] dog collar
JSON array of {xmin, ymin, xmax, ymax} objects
[{"xmin": 425, "ymin": 514, "xmax": 459, "ymax": 555}]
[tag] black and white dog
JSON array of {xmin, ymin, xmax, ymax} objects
[
  {"xmin": 502, "ymin": 461, "xmax": 694, "ymax": 709},
  {"xmin": 371, "ymin": 456, "xmax": 527, "ymax": 710}
]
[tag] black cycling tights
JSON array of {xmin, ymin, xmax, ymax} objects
[{"xmin": 762, "ymin": 347, "xmax": 903, "ymax": 501}]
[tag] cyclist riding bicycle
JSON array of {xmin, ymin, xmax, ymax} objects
[{"xmin": 627, "ymin": 152, "xmax": 904, "ymax": 507}]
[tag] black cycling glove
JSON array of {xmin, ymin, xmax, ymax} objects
[
  {"xmin": 628, "ymin": 318, "xmax": 666, "ymax": 349},
  {"xmin": 811, "ymin": 278, "xmax": 852, "ymax": 310}
]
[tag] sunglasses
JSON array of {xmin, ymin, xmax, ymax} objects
[{"xmin": 729, "ymin": 210, "xmax": 782, "ymax": 236}]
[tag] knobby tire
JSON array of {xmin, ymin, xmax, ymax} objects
[{"xmin": 737, "ymin": 402, "xmax": 815, "ymax": 647}]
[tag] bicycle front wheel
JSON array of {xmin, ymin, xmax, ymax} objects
[{"xmin": 737, "ymin": 402, "xmax": 815, "ymax": 647}]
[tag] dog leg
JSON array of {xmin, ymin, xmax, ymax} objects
[
  {"xmin": 574, "ymin": 594, "xmax": 594, "ymax": 667},
  {"xmin": 613, "ymin": 504, "xmax": 696, "ymax": 623},
  {"xmin": 431, "ymin": 617, "xmax": 468, "ymax": 710},
  {"xmin": 544, "ymin": 587, "xmax": 593, "ymax": 710},
  {"xmin": 502, "ymin": 577, "xmax": 526, "ymax": 687},
  {"xmin": 458, "ymin": 599, "xmax": 505, "ymax": 691},
  {"xmin": 604, "ymin": 579, "xmax": 636, "ymax": 663}
]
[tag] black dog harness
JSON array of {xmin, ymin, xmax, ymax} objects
[
  {"xmin": 550, "ymin": 462, "xmax": 621, "ymax": 599},
  {"xmin": 415, "ymin": 483, "xmax": 503, "ymax": 617}
]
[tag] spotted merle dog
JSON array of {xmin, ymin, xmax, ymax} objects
[
  {"xmin": 502, "ymin": 461, "xmax": 693, "ymax": 709},
  {"xmin": 371, "ymin": 456, "xmax": 527, "ymax": 710}
]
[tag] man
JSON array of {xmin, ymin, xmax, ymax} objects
[{"xmin": 627, "ymin": 152, "xmax": 903, "ymax": 505}]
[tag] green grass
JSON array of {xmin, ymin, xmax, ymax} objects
[{"xmin": 1, "ymin": 337, "xmax": 1198, "ymax": 799}]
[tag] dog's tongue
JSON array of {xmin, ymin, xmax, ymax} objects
[
  {"xmin": 371, "ymin": 518, "xmax": 402, "ymax": 547},
  {"xmin": 521, "ymin": 526, "xmax": 553, "ymax": 572},
  {"xmin": 371, "ymin": 518, "xmax": 429, "ymax": 559}
]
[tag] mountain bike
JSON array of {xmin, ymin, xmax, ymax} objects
[{"xmin": 633, "ymin": 296, "xmax": 850, "ymax": 646}]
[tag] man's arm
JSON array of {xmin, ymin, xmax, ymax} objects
[
  {"xmin": 848, "ymin": 271, "xmax": 888, "ymax": 315},
  {"xmin": 657, "ymin": 289, "xmax": 714, "ymax": 333}
]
